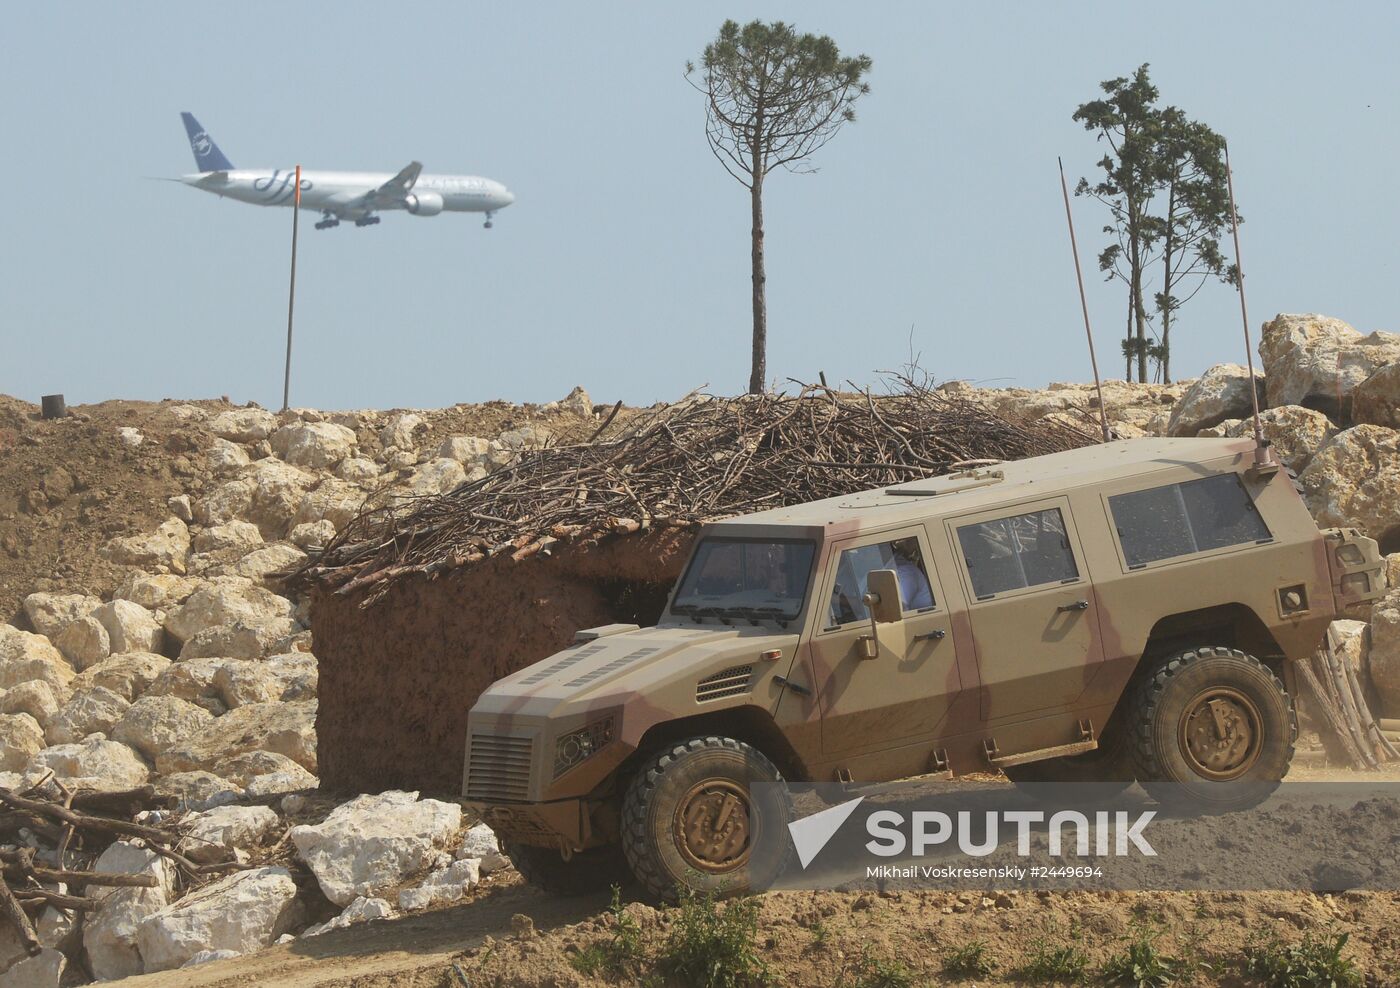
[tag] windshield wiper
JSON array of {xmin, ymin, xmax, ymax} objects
[
  {"xmin": 722, "ymin": 606, "xmax": 794, "ymax": 629},
  {"xmin": 671, "ymin": 604, "xmax": 731, "ymax": 625}
]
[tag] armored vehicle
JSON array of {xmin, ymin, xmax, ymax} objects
[{"xmin": 462, "ymin": 437, "xmax": 1383, "ymax": 900}]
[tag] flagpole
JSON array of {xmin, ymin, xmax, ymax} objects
[{"xmin": 282, "ymin": 164, "xmax": 302, "ymax": 413}]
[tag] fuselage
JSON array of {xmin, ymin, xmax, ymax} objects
[{"xmin": 181, "ymin": 168, "xmax": 514, "ymax": 216}]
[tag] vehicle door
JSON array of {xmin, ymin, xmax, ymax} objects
[
  {"xmin": 810, "ymin": 528, "xmax": 963, "ymax": 755},
  {"xmin": 945, "ymin": 498, "xmax": 1104, "ymax": 723}
]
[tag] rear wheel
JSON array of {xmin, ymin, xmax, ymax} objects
[
  {"xmin": 621, "ymin": 736, "xmax": 794, "ymax": 903},
  {"xmin": 1128, "ymin": 647, "xmax": 1295, "ymax": 812},
  {"xmin": 505, "ymin": 841, "xmax": 630, "ymax": 896}
]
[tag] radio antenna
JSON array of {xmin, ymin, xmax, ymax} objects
[
  {"xmin": 1058, "ymin": 157, "xmax": 1112, "ymax": 442},
  {"xmin": 1223, "ymin": 143, "xmax": 1272, "ymax": 469}
]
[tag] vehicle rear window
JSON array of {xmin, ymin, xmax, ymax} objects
[
  {"xmin": 1109, "ymin": 474, "xmax": 1271, "ymax": 568},
  {"xmin": 956, "ymin": 508, "xmax": 1079, "ymax": 599}
]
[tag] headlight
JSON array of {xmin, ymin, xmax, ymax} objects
[{"xmin": 553, "ymin": 715, "xmax": 616, "ymax": 778}]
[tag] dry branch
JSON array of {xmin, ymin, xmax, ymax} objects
[{"xmin": 293, "ymin": 381, "xmax": 1096, "ymax": 603}]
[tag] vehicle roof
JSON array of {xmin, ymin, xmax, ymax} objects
[{"xmin": 706, "ymin": 437, "xmax": 1259, "ymax": 533}]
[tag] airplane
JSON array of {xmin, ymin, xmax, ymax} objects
[{"xmin": 176, "ymin": 112, "xmax": 515, "ymax": 229}]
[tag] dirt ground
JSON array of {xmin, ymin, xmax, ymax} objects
[{"xmin": 114, "ymin": 755, "xmax": 1400, "ymax": 988}]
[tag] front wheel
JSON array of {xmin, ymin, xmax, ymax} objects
[
  {"xmin": 621, "ymin": 736, "xmax": 794, "ymax": 903},
  {"xmin": 1128, "ymin": 647, "xmax": 1296, "ymax": 812}
]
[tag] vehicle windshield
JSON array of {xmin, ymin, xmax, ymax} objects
[{"xmin": 671, "ymin": 538, "xmax": 816, "ymax": 622}]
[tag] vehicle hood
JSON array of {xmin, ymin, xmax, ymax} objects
[{"xmin": 471, "ymin": 624, "xmax": 795, "ymax": 718}]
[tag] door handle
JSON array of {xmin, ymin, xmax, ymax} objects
[
  {"xmin": 1057, "ymin": 599, "xmax": 1089, "ymax": 613},
  {"xmin": 912, "ymin": 629, "xmax": 946, "ymax": 642}
]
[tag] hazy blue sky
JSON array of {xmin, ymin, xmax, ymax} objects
[{"xmin": 2, "ymin": 2, "xmax": 1396, "ymax": 410}]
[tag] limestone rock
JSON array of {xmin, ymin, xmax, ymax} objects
[
  {"xmin": 408, "ymin": 458, "xmax": 466, "ymax": 496},
  {"xmin": 212, "ymin": 656, "xmax": 315, "ymax": 708},
  {"xmin": 289, "ymin": 519, "xmax": 337, "ymax": 549},
  {"xmin": 334, "ymin": 456, "xmax": 381, "ymax": 485},
  {"xmin": 164, "ymin": 578, "xmax": 294, "ymax": 645},
  {"xmin": 93, "ymin": 599, "xmax": 164, "ymax": 655},
  {"xmin": 1166, "ymin": 364, "xmax": 1262, "ymax": 437},
  {"xmin": 136, "ymin": 866, "xmax": 298, "ymax": 973},
  {"xmin": 102, "ymin": 517, "xmax": 190, "ymax": 574},
  {"xmin": 215, "ymin": 749, "xmax": 315, "ymax": 788},
  {"xmin": 207, "ymin": 438, "xmax": 252, "ymax": 474},
  {"xmin": 196, "ymin": 479, "xmax": 254, "ymax": 527},
  {"xmin": 0, "ymin": 626, "xmax": 75, "ymax": 694},
  {"xmin": 193, "ymin": 520, "xmax": 264, "ymax": 554},
  {"xmin": 1327, "ymin": 619, "xmax": 1369, "ymax": 677},
  {"xmin": 244, "ymin": 767, "xmax": 319, "ymax": 799},
  {"xmin": 1368, "ymin": 589, "xmax": 1400, "ymax": 715},
  {"xmin": 559, "ymin": 386, "xmax": 593, "ymax": 417},
  {"xmin": 398, "ymin": 857, "xmax": 480, "ymax": 912},
  {"xmin": 114, "ymin": 695, "xmax": 214, "ymax": 762},
  {"xmin": 1197, "ymin": 405, "xmax": 1337, "ymax": 473},
  {"xmin": 290, "ymin": 790, "xmax": 462, "ymax": 906},
  {"xmin": 380, "ymin": 412, "xmax": 425, "ymax": 450},
  {"xmin": 46, "ymin": 687, "xmax": 130, "ymax": 745},
  {"xmin": 0, "ymin": 948, "xmax": 65, "ymax": 987},
  {"xmin": 155, "ymin": 771, "xmax": 244, "ymax": 810},
  {"xmin": 0, "ymin": 681, "xmax": 62, "ymax": 727},
  {"xmin": 302, "ymin": 896, "xmax": 395, "ymax": 937},
  {"xmin": 73, "ymin": 652, "xmax": 171, "ymax": 702},
  {"xmin": 21, "ymin": 592, "xmax": 100, "ymax": 639},
  {"xmin": 27, "ymin": 737, "xmax": 148, "ymax": 789},
  {"xmin": 179, "ymin": 617, "xmax": 300, "ymax": 661},
  {"xmin": 115, "ymin": 573, "xmax": 199, "ymax": 610},
  {"xmin": 160, "ymin": 701, "xmax": 317, "ymax": 775},
  {"xmin": 209, "ymin": 407, "xmax": 278, "ymax": 443},
  {"xmin": 83, "ymin": 841, "xmax": 177, "ymax": 981},
  {"xmin": 230, "ymin": 543, "xmax": 307, "ymax": 583},
  {"xmin": 294, "ymin": 480, "xmax": 365, "ymax": 531},
  {"xmin": 270, "ymin": 421, "xmax": 357, "ymax": 468},
  {"xmin": 457, "ymin": 822, "xmax": 511, "ymax": 873},
  {"xmin": 243, "ymin": 458, "xmax": 318, "ymax": 537},
  {"xmin": 0, "ymin": 713, "xmax": 45, "ymax": 771},
  {"xmin": 183, "ymin": 949, "xmax": 241, "ymax": 967},
  {"xmin": 54, "ymin": 615, "xmax": 110, "ymax": 670},
  {"xmin": 1298, "ymin": 425, "xmax": 1400, "ymax": 538},
  {"xmin": 1260, "ymin": 313, "xmax": 1400, "ymax": 414},
  {"xmin": 183, "ymin": 805, "xmax": 280, "ymax": 863},
  {"xmin": 1352, "ymin": 362, "xmax": 1400, "ymax": 428},
  {"xmin": 437, "ymin": 435, "xmax": 491, "ymax": 465},
  {"xmin": 144, "ymin": 657, "xmax": 225, "ymax": 714},
  {"xmin": 168, "ymin": 493, "xmax": 194, "ymax": 523},
  {"xmin": 497, "ymin": 424, "xmax": 552, "ymax": 450}
]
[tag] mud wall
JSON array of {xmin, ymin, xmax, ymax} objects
[{"xmin": 312, "ymin": 530, "xmax": 694, "ymax": 793}]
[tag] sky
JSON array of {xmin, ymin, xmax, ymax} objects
[{"xmin": 2, "ymin": 2, "xmax": 1397, "ymax": 411}]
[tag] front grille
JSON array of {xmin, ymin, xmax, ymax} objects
[
  {"xmin": 466, "ymin": 734, "xmax": 534, "ymax": 801},
  {"xmin": 696, "ymin": 665, "xmax": 755, "ymax": 702}
]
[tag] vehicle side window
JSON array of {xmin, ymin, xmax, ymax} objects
[
  {"xmin": 1109, "ymin": 474, "xmax": 1271, "ymax": 568},
  {"xmin": 828, "ymin": 537, "xmax": 934, "ymax": 626},
  {"xmin": 956, "ymin": 508, "xmax": 1079, "ymax": 599}
]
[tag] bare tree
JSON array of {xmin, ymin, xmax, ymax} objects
[{"xmin": 688, "ymin": 20, "xmax": 871, "ymax": 394}]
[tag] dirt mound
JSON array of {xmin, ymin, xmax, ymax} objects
[{"xmin": 0, "ymin": 397, "xmax": 228, "ymax": 625}]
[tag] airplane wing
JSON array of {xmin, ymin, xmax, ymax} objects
[{"xmin": 353, "ymin": 161, "xmax": 423, "ymax": 211}]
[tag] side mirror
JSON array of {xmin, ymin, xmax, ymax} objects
[
  {"xmin": 857, "ymin": 569, "xmax": 904, "ymax": 660},
  {"xmin": 864, "ymin": 570, "xmax": 904, "ymax": 624}
]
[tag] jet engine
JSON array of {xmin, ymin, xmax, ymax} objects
[{"xmin": 405, "ymin": 192, "xmax": 444, "ymax": 216}]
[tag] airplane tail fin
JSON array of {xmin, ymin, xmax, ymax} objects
[{"xmin": 180, "ymin": 112, "xmax": 234, "ymax": 172}]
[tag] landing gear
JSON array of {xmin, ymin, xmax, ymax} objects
[
  {"xmin": 484, "ymin": 211, "xmax": 494, "ymax": 229},
  {"xmin": 354, "ymin": 215, "xmax": 381, "ymax": 228},
  {"xmin": 314, "ymin": 213, "xmax": 340, "ymax": 231}
]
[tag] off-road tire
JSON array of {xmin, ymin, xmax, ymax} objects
[
  {"xmin": 1128, "ymin": 647, "xmax": 1296, "ymax": 812},
  {"xmin": 1001, "ymin": 715, "xmax": 1135, "ymax": 797},
  {"xmin": 504, "ymin": 841, "xmax": 630, "ymax": 896},
  {"xmin": 621, "ymin": 736, "xmax": 795, "ymax": 903}
]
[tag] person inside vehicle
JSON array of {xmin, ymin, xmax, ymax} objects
[{"xmin": 892, "ymin": 538, "xmax": 934, "ymax": 610}]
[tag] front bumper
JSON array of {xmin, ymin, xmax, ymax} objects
[{"xmin": 466, "ymin": 798, "xmax": 591, "ymax": 850}]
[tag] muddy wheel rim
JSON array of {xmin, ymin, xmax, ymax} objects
[
  {"xmin": 1178, "ymin": 687, "xmax": 1263, "ymax": 781},
  {"xmin": 673, "ymin": 779, "xmax": 753, "ymax": 873}
]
